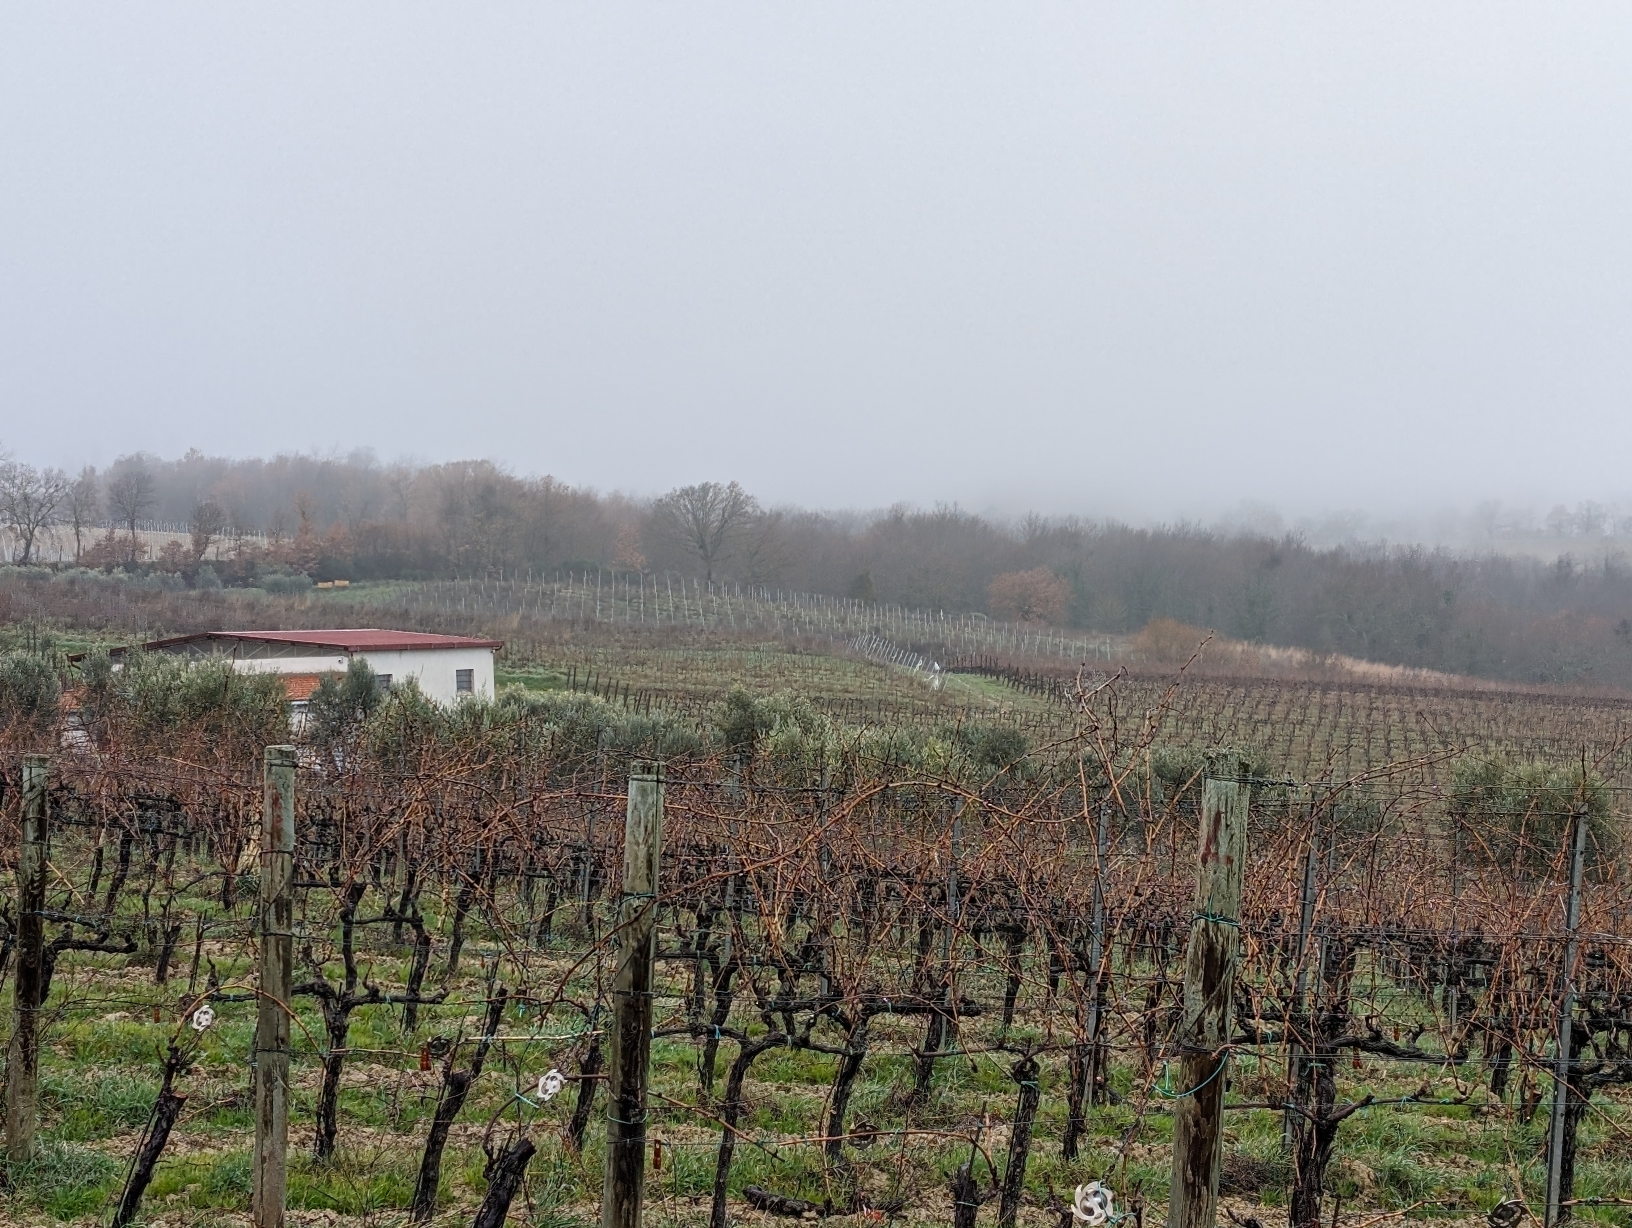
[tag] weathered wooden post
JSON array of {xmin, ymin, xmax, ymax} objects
[
  {"xmin": 7, "ymin": 753, "xmax": 50, "ymax": 1161},
  {"xmin": 253, "ymin": 746, "xmax": 297, "ymax": 1228},
  {"xmin": 1544, "ymin": 803, "xmax": 1590, "ymax": 1227},
  {"xmin": 1168, "ymin": 761, "xmax": 1249, "ymax": 1228},
  {"xmin": 602, "ymin": 761, "xmax": 664, "ymax": 1228}
]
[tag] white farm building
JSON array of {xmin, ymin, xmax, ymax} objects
[{"xmin": 108, "ymin": 628, "xmax": 502, "ymax": 708}]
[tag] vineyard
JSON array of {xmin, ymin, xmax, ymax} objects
[
  {"xmin": 0, "ymin": 570, "xmax": 1116, "ymax": 667},
  {"xmin": 0, "ymin": 632, "xmax": 1629, "ymax": 1228},
  {"xmin": 520, "ymin": 642, "xmax": 1632, "ymax": 792},
  {"xmin": 10, "ymin": 565, "xmax": 1630, "ymax": 784}
]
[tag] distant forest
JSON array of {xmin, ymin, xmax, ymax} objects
[{"xmin": 4, "ymin": 448, "xmax": 1632, "ymax": 689}]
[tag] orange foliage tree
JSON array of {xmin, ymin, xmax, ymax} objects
[{"xmin": 987, "ymin": 567, "xmax": 1070, "ymax": 624}]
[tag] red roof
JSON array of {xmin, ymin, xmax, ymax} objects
[
  {"xmin": 280, "ymin": 674, "xmax": 324, "ymax": 702},
  {"xmin": 92, "ymin": 628, "xmax": 504, "ymax": 659},
  {"xmin": 218, "ymin": 629, "xmax": 504, "ymax": 652}
]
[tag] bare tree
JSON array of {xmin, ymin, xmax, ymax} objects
[
  {"xmin": 190, "ymin": 499, "xmax": 227, "ymax": 563},
  {"xmin": 652, "ymin": 481, "xmax": 758, "ymax": 582},
  {"xmin": 0, "ymin": 460, "xmax": 70, "ymax": 565},
  {"xmin": 66, "ymin": 466, "xmax": 100, "ymax": 563},
  {"xmin": 385, "ymin": 463, "xmax": 415, "ymax": 521},
  {"xmin": 435, "ymin": 461, "xmax": 518, "ymax": 576},
  {"xmin": 739, "ymin": 510, "xmax": 791, "ymax": 586},
  {"xmin": 106, "ymin": 461, "xmax": 157, "ymax": 564}
]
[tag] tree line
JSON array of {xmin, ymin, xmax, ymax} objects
[{"xmin": 5, "ymin": 446, "xmax": 1632, "ymax": 688}]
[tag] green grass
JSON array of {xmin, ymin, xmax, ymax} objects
[
  {"xmin": 498, "ymin": 662, "xmax": 571, "ymax": 692},
  {"xmin": 6, "ymin": 840, "xmax": 1632, "ymax": 1228},
  {"xmin": 41, "ymin": 1068, "xmax": 158, "ymax": 1141},
  {"xmin": 289, "ymin": 1150, "xmax": 420, "ymax": 1215},
  {"xmin": 1, "ymin": 1141, "xmax": 124, "ymax": 1220}
]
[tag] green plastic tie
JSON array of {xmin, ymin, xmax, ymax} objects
[{"xmin": 1155, "ymin": 1052, "xmax": 1229, "ymax": 1100}]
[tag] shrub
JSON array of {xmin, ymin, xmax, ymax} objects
[
  {"xmin": 1449, "ymin": 754, "xmax": 1615, "ymax": 872},
  {"xmin": 82, "ymin": 651, "xmax": 289, "ymax": 755},
  {"xmin": 1149, "ymin": 744, "xmax": 1259, "ymax": 805},
  {"xmin": 305, "ymin": 656, "xmax": 385, "ymax": 754},
  {"xmin": 951, "ymin": 723, "xmax": 1029, "ymax": 773},
  {"xmin": 714, "ymin": 686, "xmax": 770, "ymax": 753},
  {"xmin": 0, "ymin": 651, "xmax": 61, "ymax": 738},
  {"xmin": 260, "ymin": 570, "xmax": 312, "ymax": 594}
]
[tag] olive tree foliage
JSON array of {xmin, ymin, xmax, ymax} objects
[
  {"xmin": 0, "ymin": 652, "xmax": 62, "ymax": 742},
  {"xmin": 1449, "ymin": 754, "xmax": 1615, "ymax": 872},
  {"xmin": 77, "ymin": 650, "xmax": 290, "ymax": 754},
  {"xmin": 305, "ymin": 657, "xmax": 387, "ymax": 764},
  {"xmin": 1147, "ymin": 744, "xmax": 1263, "ymax": 807},
  {"xmin": 0, "ymin": 453, "xmax": 70, "ymax": 565},
  {"xmin": 652, "ymin": 481, "xmax": 759, "ymax": 582},
  {"xmin": 712, "ymin": 685, "xmax": 1032, "ymax": 787},
  {"xmin": 356, "ymin": 682, "xmax": 706, "ymax": 771}
]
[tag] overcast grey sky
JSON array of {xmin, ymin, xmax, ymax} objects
[{"xmin": 3, "ymin": 5, "xmax": 1630, "ymax": 521}]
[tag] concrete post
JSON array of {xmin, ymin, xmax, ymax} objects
[{"xmin": 253, "ymin": 746, "xmax": 297, "ymax": 1228}]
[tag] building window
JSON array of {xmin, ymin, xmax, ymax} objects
[
  {"xmin": 374, "ymin": 674, "xmax": 393, "ymax": 692},
  {"xmin": 456, "ymin": 669, "xmax": 474, "ymax": 694}
]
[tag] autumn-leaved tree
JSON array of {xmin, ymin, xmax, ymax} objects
[
  {"xmin": 614, "ymin": 522, "xmax": 647, "ymax": 572},
  {"xmin": 987, "ymin": 568, "xmax": 1070, "ymax": 624}
]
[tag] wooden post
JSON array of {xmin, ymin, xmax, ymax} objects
[
  {"xmin": 254, "ymin": 746, "xmax": 297, "ymax": 1228},
  {"xmin": 1544, "ymin": 804, "xmax": 1590, "ymax": 1227},
  {"xmin": 1168, "ymin": 763, "xmax": 1249, "ymax": 1228},
  {"xmin": 602, "ymin": 762, "xmax": 664, "ymax": 1228},
  {"xmin": 7, "ymin": 753, "xmax": 49, "ymax": 1161}
]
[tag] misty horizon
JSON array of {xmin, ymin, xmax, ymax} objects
[
  {"xmin": 12, "ymin": 441, "xmax": 1632, "ymax": 562},
  {"xmin": 8, "ymin": 10, "xmax": 1632, "ymax": 1219},
  {"xmin": 6, "ymin": 6, "xmax": 1632, "ymax": 524}
]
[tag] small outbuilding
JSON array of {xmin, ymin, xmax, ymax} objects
[{"xmin": 106, "ymin": 628, "xmax": 503, "ymax": 708}]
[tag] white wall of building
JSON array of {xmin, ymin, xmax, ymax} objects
[{"xmin": 234, "ymin": 646, "xmax": 496, "ymax": 704}]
